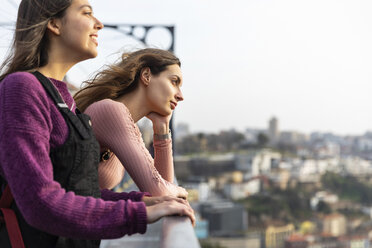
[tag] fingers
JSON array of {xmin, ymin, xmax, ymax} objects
[
  {"xmin": 164, "ymin": 200, "xmax": 196, "ymax": 227},
  {"xmin": 161, "ymin": 195, "xmax": 188, "ymax": 205},
  {"xmin": 146, "ymin": 199, "xmax": 196, "ymax": 226},
  {"xmin": 177, "ymin": 187, "xmax": 188, "ymax": 200},
  {"xmin": 173, "ymin": 201, "xmax": 196, "ymax": 227},
  {"xmin": 144, "ymin": 195, "xmax": 186, "ymax": 206}
]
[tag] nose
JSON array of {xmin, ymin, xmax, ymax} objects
[
  {"xmin": 175, "ymin": 89, "xmax": 184, "ymax": 102},
  {"xmin": 94, "ymin": 17, "xmax": 104, "ymax": 30}
]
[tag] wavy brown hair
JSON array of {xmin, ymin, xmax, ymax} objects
[
  {"xmin": 74, "ymin": 48, "xmax": 181, "ymax": 112},
  {"xmin": 0, "ymin": 0, "xmax": 72, "ymax": 81}
]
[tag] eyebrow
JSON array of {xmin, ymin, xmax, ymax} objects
[{"xmin": 79, "ymin": 4, "xmax": 93, "ymax": 11}]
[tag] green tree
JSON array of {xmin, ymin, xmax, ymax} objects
[
  {"xmin": 321, "ymin": 172, "xmax": 372, "ymax": 204},
  {"xmin": 200, "ymin": 240, "xmax": 227, "ymax": 248},
  {"xmin": 316, "ymin": 200, "xmax": 331, "ymax": 214},
  {"xmin": 257, "ymin": 133, "xmax": 269, "ymax": 147}
]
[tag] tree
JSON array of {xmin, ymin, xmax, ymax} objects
[
  {"xmin": 257, "ymin": 133, "xmax": 269, "ymax": 147},
  {"xmin": 316, "ymin": 200, "xmax": 331, "ymax": 214}
]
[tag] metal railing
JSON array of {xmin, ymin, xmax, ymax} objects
[
  {"xmin": 161, "ymin": 216, "xmax": 200, "ymax": 248},
  {"xmin": 101, "ymin": 215, "xmax": 200, "ymax": 248},
  {"xmin": 102, "ymin": 171, "xmax": 200, "ymax": 247}
]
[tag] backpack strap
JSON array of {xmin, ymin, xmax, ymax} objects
[
  {"xmin": 0, "ymin": 185, "xmax": 25, "ymax": 248},
  {"xmin": 32, "ymin": 71, "xmax": 90, "ymax": 140}
]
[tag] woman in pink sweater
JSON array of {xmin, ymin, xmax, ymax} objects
[{"xmin": 74, "ymin": 48, "xmax": 188, "ymax": 198}]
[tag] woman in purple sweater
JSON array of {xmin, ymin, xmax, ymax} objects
[{"xmin": 0, "ymin": 0, "xmax": 194, "ymax": 247}]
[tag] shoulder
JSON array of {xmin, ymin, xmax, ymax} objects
[
  {"xmin": 85, "ymin": 99, "xmax": 131, "ymax": 119},
  {"xmin": 84, "ymin": 99, "xmax": 139, "ymax": 141},
  {"xmin": 87, "ymin": 99, "xmax": 127, "ymax": 110},
  {"xmin": 2, "ymin": 71, "xmax": 40, "ymax": 87},
  {"xmin": 1, "ymin": 72, "xmax": 48, "ymax": 100},
  {"xmin": 0, "ymin": 72, "xmax": 53, "ymax": 135},
  {"xmin": 2, "ymin": 71, "xmax": 36, "ymax": 82}
]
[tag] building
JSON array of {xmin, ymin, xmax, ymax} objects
[
  {"xmin": 279, "ymin": 131, "xmax": 308, "ymax": 145},
  {"xmin": 235, "ymin": 149, "xmax": 281, "ymax": 176},
  {"xmin": 223, "ymin": 177, "xmax": 261, "ymax": 200},
  {"xmin": 266, "ymin": 224, "xmax": 295, "ymax": 248},
  {"xmin": 284, "ymin": 234, "xmax": 308, "ymax": 248},
  {"xmin": 323, "ymin": 213, "xmax": 347, "ymax": 237},
  {"xmin": 310, "ymin": 191, "xmax": 339, "ymax": 211},
  {"xmin": 183, "ymin": 179, "xmax": 210, "ymax": 202},
  {"xmin": 268, "ymin": 117, "xmax": 279, "ymax": 145},
  {"xmin": 175, "ymin": 122, "xmax": 190, "ymax": 141},
  {"xmin": 244, "ymin": 128, "xmax": 266, "ymax": 145},
  {"xmin": 199, "ymin": 201, "xmax": 248, "ymax": 237},
  {"xmin": 174, "ymin": 153, "xmax": 236, "ymax": 179}
]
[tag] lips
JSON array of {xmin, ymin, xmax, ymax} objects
[
  {"xmin": 170, "ymin": 101, "xmax": 177, "ymax": 110},
  {"xmin": 90, "ymin": 34, "xmax": 98, "ymax": 46}
]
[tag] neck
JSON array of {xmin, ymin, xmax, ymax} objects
[
  {"xmin": 37, "ymin": 40, "xmax": 81, "ymax": 81},
  {"xmin": 117, "ymin": 88, "xmax": 150, "ymax": 123},
  {"xmin": 38, "ymin": 63, "xmax": 73, "ymax": 81}
]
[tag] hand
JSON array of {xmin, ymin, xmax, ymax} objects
[
  {"xmin": 146, "ymin": 112, "xmax": 172, "ymax": 134},
  {"xmin": 176, "ymin": 186, "xmax": 188, "ymax": 200},
  {"xmin": 146, "ymin": 199, "xmax": 196, "ymax": 227},
  {"xmin": 142, "ymin": 195, "xmax": 186, "ymax": 206}
]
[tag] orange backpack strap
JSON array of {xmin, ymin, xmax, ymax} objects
[{"xmin": 0, "ymin": 185, "xmax": 25, "ymax": 248}]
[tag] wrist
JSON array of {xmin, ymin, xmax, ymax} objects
[
  {"xmin": 154, "ymin": 130, "xmax": 172, "ymax": 140},
  {"xmin": 153, "ymin": 123, "xmax": 169, "ymax": 135}
]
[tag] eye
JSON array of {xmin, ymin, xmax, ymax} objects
[
  {"xmin": 171, "ymin": 78, "xmax": 180, "ymax": 86},
  {"xmin": 84, "ymin": 11, "xmax": 93, "ymax": 16}
]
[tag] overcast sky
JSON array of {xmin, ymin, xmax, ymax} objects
[{"xmin": 1, "ymin": 0, "xmax": 372, "ymax": 135}]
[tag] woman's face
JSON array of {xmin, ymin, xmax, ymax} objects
[
  {"xmin": 57, "ymin": 0, "xmax": 103, "ymax": 61},
  {"xmin": 146, "ymin": 64, "xmax": 184, "ymax": 116}
]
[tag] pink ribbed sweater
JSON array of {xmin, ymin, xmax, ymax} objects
[{"xmin": 85, "ymin": 99, "xmax": 186, "ymax": 197}]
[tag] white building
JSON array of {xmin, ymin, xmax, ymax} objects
[
  {"xmin": 323, "ymin": 213, "xmax": 347, "ymax": 237},
  {"xmin": 235, "ymin": 150, "xmax": 281, "ymax": 176},
  {"xmin": 310, "ymin": 191, "xmax": 339, "ymax": 210},
  {"xmin": 223, "ymin": 178, "xmax": 261, "ymax": 200},
  {"xmin": 342, "ymin": 157, "xmax": 372, "ymax": 175},
  {"xmin": 297, "ymin": 158, "xmax": 339, "ymax": 183},
  {"xmin": 279, "ymin": 131, "xmax": 308, "ymax": 145}
]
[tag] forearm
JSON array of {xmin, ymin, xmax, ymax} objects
[
  {"xmin": 101, "ymin": 188, "xmax": 151, "ymax": 202},
  {"xmin": 152, "ymin": 121, "xmax": 170, "ymax": 136},
  {"xmin": 0, "ymin": 130, "xmax": 147, "ymax": 239},
  {"xmin": 112, "ymin": 142, "xmax": 181, "ymax": 197},
  {"xmin": 153, "ymin": 138, "xmax": 174, "ymax": 182},
  {"xmin": 86, "ymin": 100, "xmax": 182, "ymax": 197}
]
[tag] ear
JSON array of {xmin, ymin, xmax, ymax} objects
[
  {"xmin": 140, "ymin": 67, "xmax": 152, "ymax": 86},
  {"xmin": 47, "ymin": 18, "xmax": 62, "ymax": 36}
]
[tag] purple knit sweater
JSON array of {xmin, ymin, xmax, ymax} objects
[{"xmin": 0, "ymin": 72, "xmax": 148, "ymax": 239}]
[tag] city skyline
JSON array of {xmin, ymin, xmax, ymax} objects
[
  {"xmin": 176, "ymin": 116, "xmax": 372, "ymax": 137},
  {"xmin": 1, "ymin": 0, "xmax": 372, "ymax": 135}
]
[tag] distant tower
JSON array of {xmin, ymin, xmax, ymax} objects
[{"xmin": 268, "ymin": 117, "xmax": 279, "ymax": 145}]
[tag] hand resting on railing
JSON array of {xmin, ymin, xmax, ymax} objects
[{"xmin": 143, "ymin": 195, "xmax": 195, "ymax": 227}]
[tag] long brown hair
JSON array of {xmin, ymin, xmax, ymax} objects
[
  {"xmin": 74, "ymin": 48, "xmax": 181, "ymax": 112},
  {"xmin": 0, "ymin": 0, "xmax": 72, "ymax": 81}
]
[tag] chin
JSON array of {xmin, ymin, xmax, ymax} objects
[
  {"xmin": 88, "ymin": 51, "xmax": 98, "ymax": 59},
  {"xmin": 84, "ymin": 48, "xmax": 98, "ymax": 59},
  {"xmin": 158, "ymin": 108, "xmax": 172, "ymax": 116}
]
